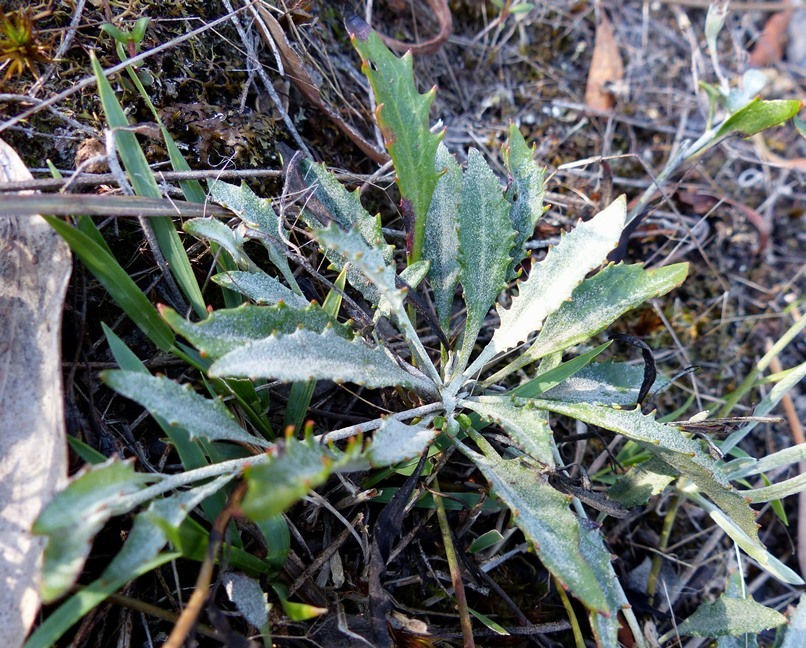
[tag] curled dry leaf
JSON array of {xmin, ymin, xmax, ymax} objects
[
  {"xmin": 584, "ymin": 9, "xmax": 624, "ymax": 112},
  {"xmin": 0, "ymin": 138, "xmax": 70, "ymax": 647},
  {"xmin": 378, "ymin": 0, "xmax": 453, "ymax": 56}
]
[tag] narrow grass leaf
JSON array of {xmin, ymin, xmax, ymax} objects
[
  {"xmin": 45, "ymin": 216, "xmax": 174, "ymax": 351},
  {"xmin": 91, "ymin": 51, "xmax": 206, "ymax": 317}
]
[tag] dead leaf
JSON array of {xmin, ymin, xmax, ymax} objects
[
  {"xmin": 0, "ymin": 138, "xmax": 70, "ymax": 647},
  {"xmin": 378, "ymin": 0, "xmax": 452, "ymax": 56},
  {"xmin": 748, "ymin": 7, "xmax": 793, "ymax": 68},
  {"xmin": 584, "ymin": 8, "xmax": 624, "ymax": 112}
]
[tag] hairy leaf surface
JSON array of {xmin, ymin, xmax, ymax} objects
[
  {"xmin": 102, "ymin": 370, "xmax": 271, "ymax": 447},
  {"xmin": 212, "ymin": 270, "xmax": 309, "ymax": 308},
  {"xmin": 504, "ymin": 124, "xmax": 546, "ymax": 278},
  {"xmin": 457, "ymin": 148, "xmax": 515, "ymax": 366},
  {"xmin": 424, "ymin": 143, "xmax": 461, "ymax": 332},
  {"xmin": 209, "ymin": 328, "xmax": 436, "ymax": 395},
  {"xmin": 161, "ymin": 303, "xmax": 352, "ymax": 359}
]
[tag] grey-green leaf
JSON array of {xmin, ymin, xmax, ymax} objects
[
  {"xmin": 368, "ymin": 419, "xmax": 439, "ymax": 467},
  {"xmin": 424, "ymin": 143, "xmax": 462, "ymax": 332},
  {"xmin": 522, "ymin": 399, "xmax": 761, "ymax": 544},
  {"xmin": 212, "ymin": 270, "xmax": 309, "ymax": 308},
  {"xmin": 183, "ymin": 218, "xmax": 255, "ymax": 270},
  {"xmin": 469, "ymin": 196, "xmax": 626, "ymax": 375},
  {"xmin": 32, "ymin": 458, "xmax": 154, "ymax": 602},
  {"xmin": 503, "ymin": 124, "xmax": 546, "ymax": 279},
  {"xmin": 676, "ymin": 596, "xmax": 786, "ymax": 638},
  {"xmin": 314, "ymin": 222, "xmax": 404, "ymax": 311},
  {"xmin": 209, "ymin": 328, "xmax": 436, "ymax": 396},
  {"xmin": 456, "ymin": 148, "xmax": 515, "ymax": 366},
  {"xmin": 161, "ymin": 303, "xmax": 352, "ymax": 359},
  {"xmin": 208, "ymin": 180, "xmax": 297, "ymax": 288},
  {"xmin": 496, "ymin": 262, "xmax": 688, "ymax": 381},
  {"xmin": 102, "ymin": 370, "xmax": 271, "ymax": 447},
  {"xmin": 456, "ymin": 442, "xmax": 610, "ymax": 614},
  {"xmin": 463, "ymin": 396, "xmax": 554, "ymax": 465}
]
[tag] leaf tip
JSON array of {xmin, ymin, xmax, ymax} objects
[{"xmin": 343, "ymin": 10, "xmax": 370, "ymax": 41}]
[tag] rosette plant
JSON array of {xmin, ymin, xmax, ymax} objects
[{"xmin": 29, "ymin": 11, "xmax": 806, "ymax": 648}]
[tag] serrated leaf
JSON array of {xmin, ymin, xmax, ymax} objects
[
  {"xmin": 457, "ymin": 148, "xmax": 516, "ymax": 366},
  {"xmin": 208, "ymin": 180, "xmax": 298, "ymax": 288},
  {"xmin": 161, "ymin": 303, "xmax": 352, "ymax": 359},
  {"xmin": 212, "ymin": 270, "xmax": 310, "ymax": 308},
  {"xmin": 296, "ymin": 159, "xmax": 392, "ymax": 262},
  {"xmin": 609, "ymin": 458, "xmax": 676, "ymax": 508},
  {"xmin": 495, "ymin": 262, "xmax": 689, "ymax": 381},
  {"xmin": 368, "ymin": 419, "xmax": 439, "ymax": 467},
  {"xmin": 579, "ymin": 519, "xmax": 623, "ymax": 647},
  {"xmin": 676, "ymin": 596, "xmax": 786, "ymax": 638},
  {"xmin": 183, "ymin": 218, "xmax": 254, "ymax": 270},
  {"xmin": 463, "ymin": 396, "xmax": 554, "ymax": 465},
  {"xmin": 456, "ymin": 441, "xmax": 610, "ymax": 613},
  {"xmin": 241, "ymin": 435, "xmax": 357, "ymax": 521},
  {"xmin": 535, "ymin": 262, "xmax": 688, "ymax": 351},
  {"xmin": 520, "ymin": 399, "xmax": 761, "ymax": 544},
  {"xmin": 208, "ymin": 328, "xmax": 436, "ymax": 396},
  {"xmin": 346, "ymin": 12, "xmax": 443, "ymax": 261},
  {"xmin": 32, "ymin": 458, "xmax": 154, "ymax": 602},
  {"xmin": 467, "ymin": 196, "xmax": 626, "ymax": 377},
  {"xmin": 503, "ymin": 124, "xmax": 546, "ymax": 278},
  {"xmin": 424, "ymin": 143, "xmax": 462, "ymax": 332},
  {"xmin": 314, "ymin": 222, "xmax": 404, "ymax": 310},
  {"xmin": 102, "ymin": 370, "xmax": 271, "ymax": 447}
]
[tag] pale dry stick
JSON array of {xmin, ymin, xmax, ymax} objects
[
  {"xmin": 163, "ymin": 480, "xmax": 248, "ymax": 648},
  {"xmin": 0, "ymin": 4, "xmax": 251, "ymax": 135}
]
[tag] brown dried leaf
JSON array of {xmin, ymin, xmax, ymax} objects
[
  {"xmin": 0, "ymin": 138, "xmax": 70, "ymax": 646},
  {"xmin": 749, "ymin": 8, "xmax": 793, "ymax": 68},
  {"xmin": 584, "ymin": 10, "xmax": 624, "ymax": 112}
]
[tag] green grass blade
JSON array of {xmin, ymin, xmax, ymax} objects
[
  {"xmin": 45, "ymin": 216, "xmax": 174, "ymax": 351},
  {"xmin": 91, "ymin": 51, "xmax": 206, "ymax": 318}
]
